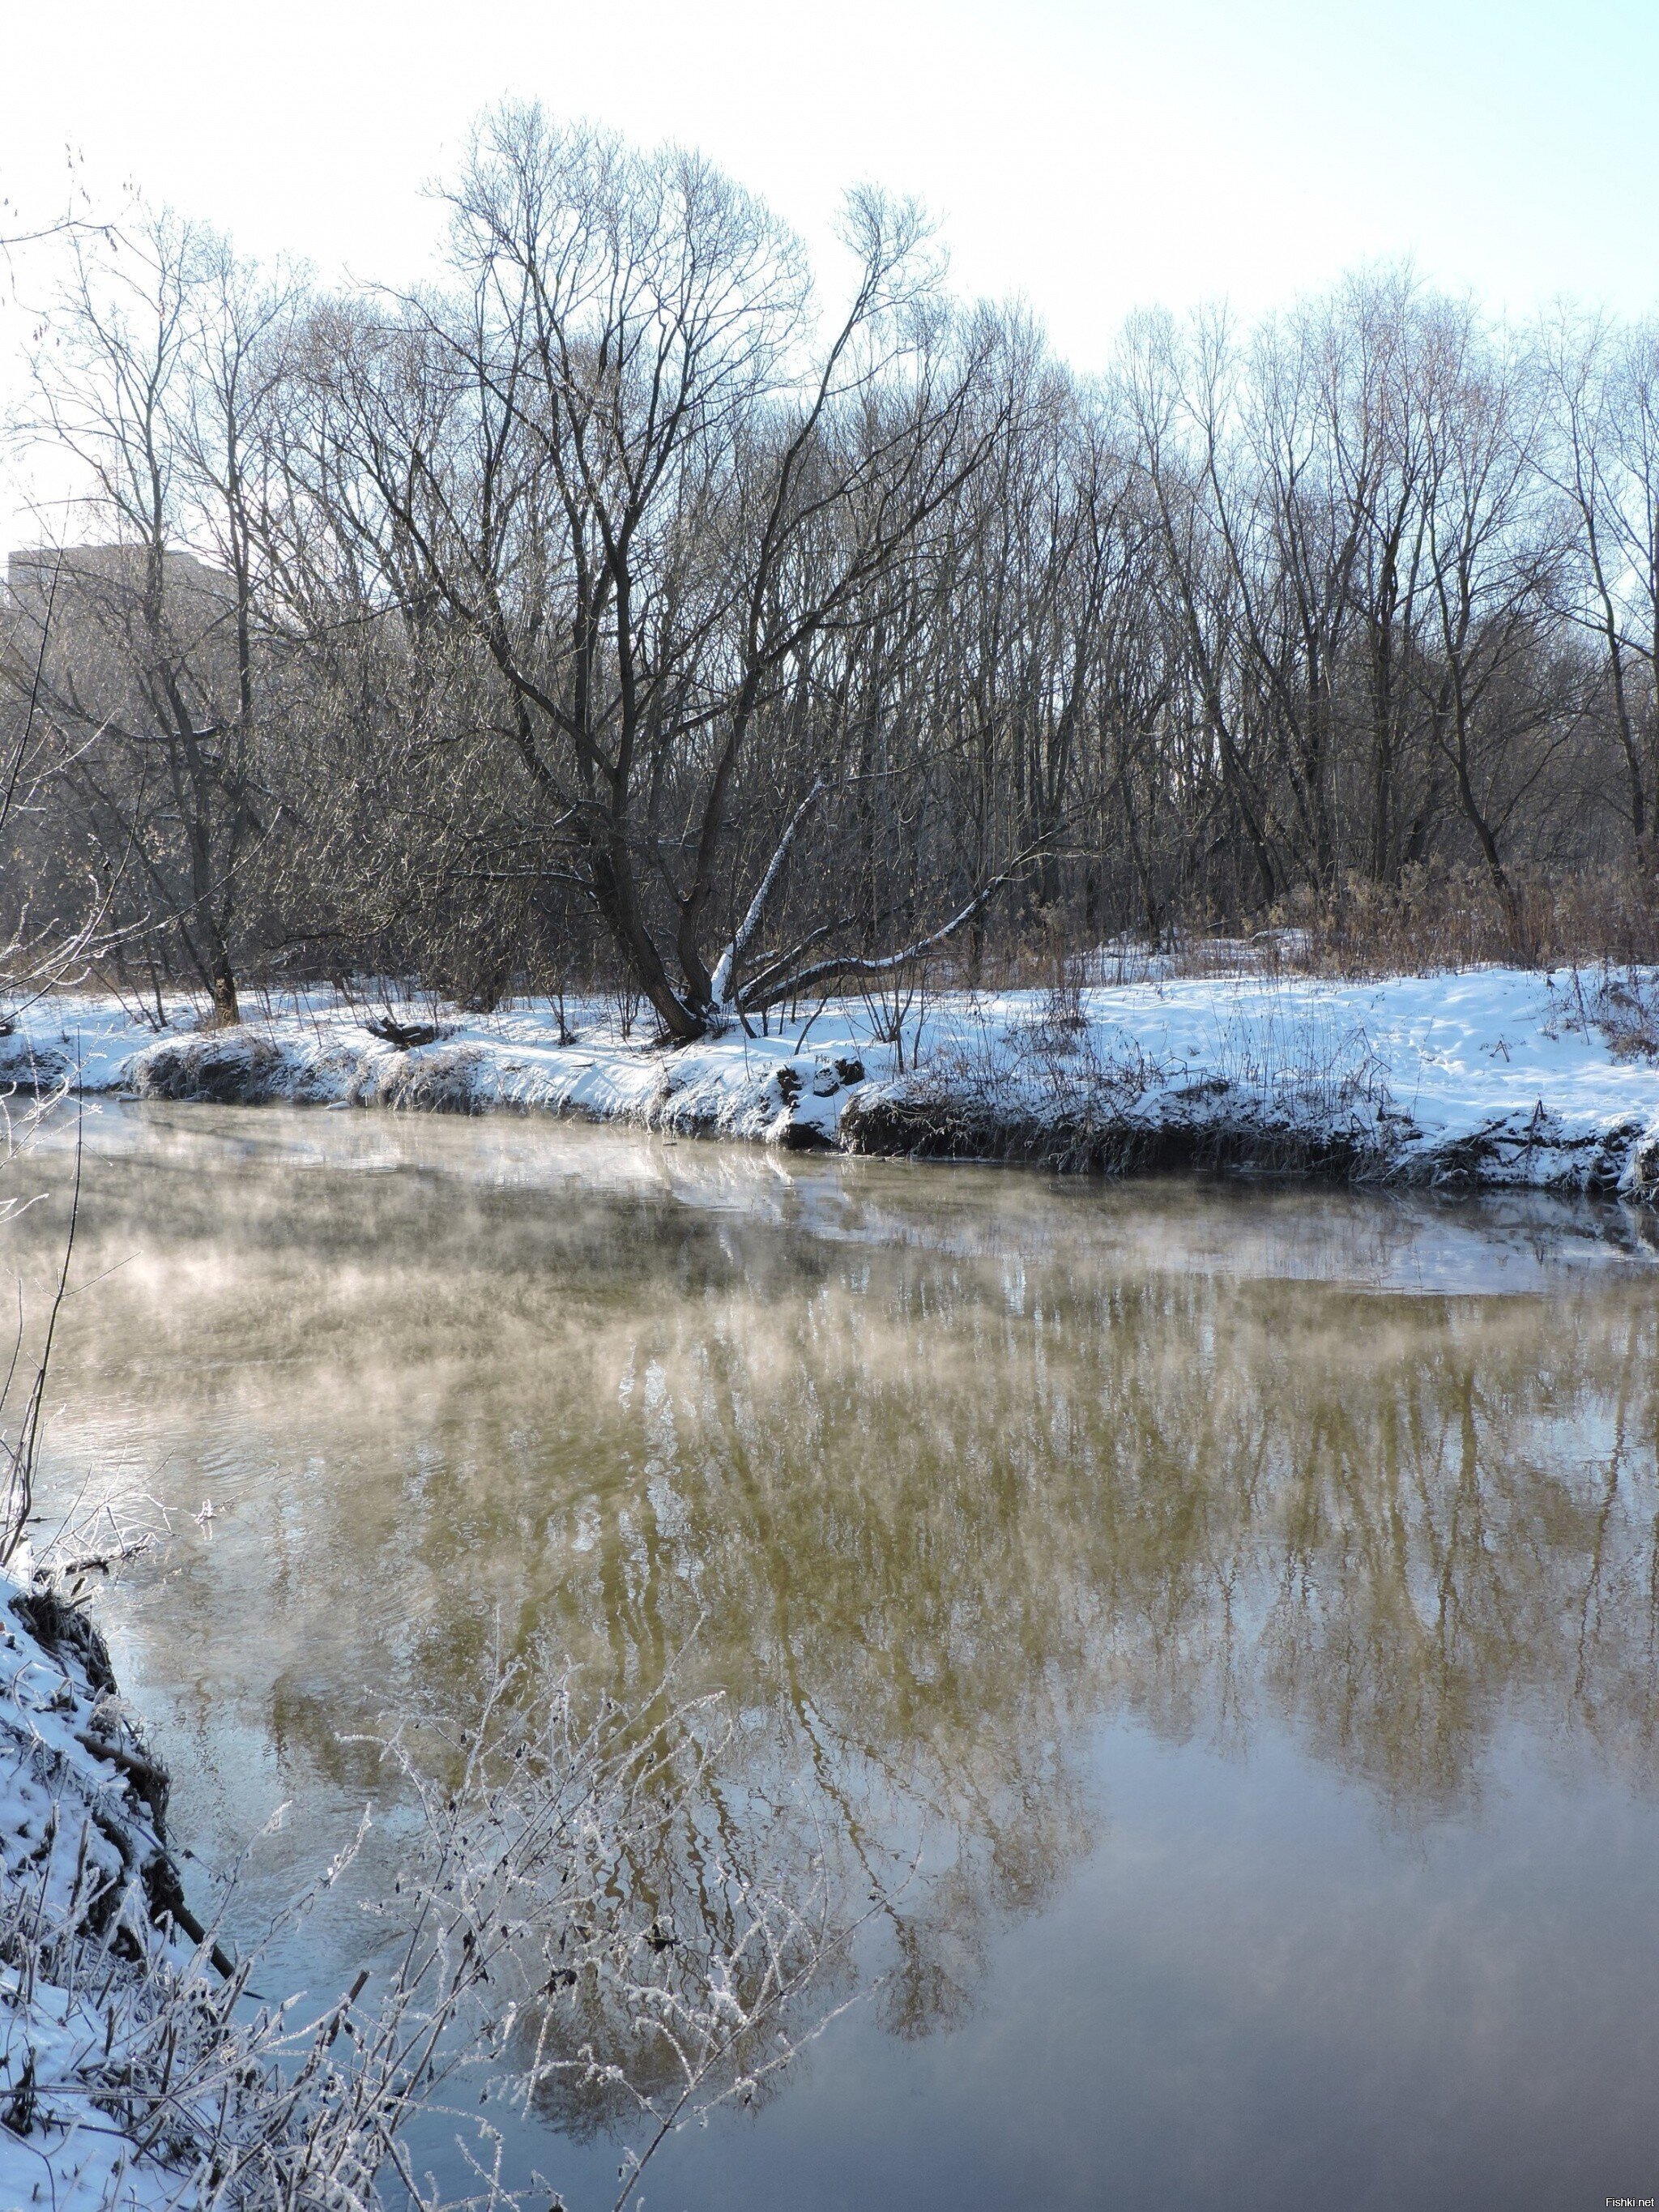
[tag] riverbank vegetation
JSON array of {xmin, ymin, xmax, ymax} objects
[
  {"xmin": 0, "ymin": 1543, "xmax": 851, "ymax": 2210},
  {"xmin": 2, "ymin": 104, "xmax": 1657, "ymax": 1041}
]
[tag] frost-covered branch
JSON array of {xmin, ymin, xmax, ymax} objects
[
  {"xmin": 710, "ymin": 775, "xmax": 827, "ymax": 1014},
  {"xmin": 745, "ymin": 830, "xmax": 1060, "ymax": 1013},
  {"xmin": 0, "ymin": 1592, "xmax": 860, "ymax": 2210}
]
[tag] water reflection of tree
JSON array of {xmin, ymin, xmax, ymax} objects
[{"xmin": 16, "ymin": 1135, "xmax": 1659, "ymax": 2048}]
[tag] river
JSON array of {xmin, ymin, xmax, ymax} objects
[{"xmin": 9, "ymin": 1101, "xmax": 1659, "ymax": 2209}]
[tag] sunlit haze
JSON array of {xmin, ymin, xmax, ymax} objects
[{"xmin": 2, "ymin": 0, "xmax": 1657, "ymax": 553}]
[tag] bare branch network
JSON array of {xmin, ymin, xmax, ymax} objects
[{"xmin": 3, "ymin": 105, "xmax": 1659, "ymax": 1029}]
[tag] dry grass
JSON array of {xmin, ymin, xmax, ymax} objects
[
  {"xmin": 952, "ymin": 863, "xmax": 1659, "ymax": 993},
  {"xmin": 1247, "ymin": 864, "xmax": 1659, "ymax": 979}
]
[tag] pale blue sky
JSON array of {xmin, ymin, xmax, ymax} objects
[{"xmin": 2, "ymin": 0, "xmax": 1655, "ymax": 545}]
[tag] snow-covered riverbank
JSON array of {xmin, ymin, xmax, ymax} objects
[
  {"xmin": 6, "ymin": 967, "xmax": 1659, "ymax": 1201},
  {"xmin": 0, "ymin": 1565, "xmax": 208, "ymax": 2209}
]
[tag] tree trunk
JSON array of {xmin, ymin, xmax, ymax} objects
[{"xmin": 208, "ymin": 961, "xmax": 241, "ymax": 1028}]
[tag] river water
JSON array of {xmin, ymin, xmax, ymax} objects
[{"xmin": 9, "ymin": 1102, "xmax": 1659, "ymax": 2209}]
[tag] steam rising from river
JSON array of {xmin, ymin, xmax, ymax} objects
[{"xmin": 6, "ymin": 1104, "xmax": 1658, "ymax": 2199}]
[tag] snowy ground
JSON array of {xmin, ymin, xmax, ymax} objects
[
  {"xmin": 5, "ymin": 966, "xmax": 1659, "ymax": 1200},
  {"xmin": 0, "ymin": 1565, "xmax": 203, "ymax": 2210}
]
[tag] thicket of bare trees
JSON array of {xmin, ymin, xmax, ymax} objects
[{"xmin": 3, "ymin": 109, "xmax": 1657, "ymax": 1033}]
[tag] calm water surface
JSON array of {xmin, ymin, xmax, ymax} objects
[{"xmin": 10, "ymin": 1102, "xmax": 1659, "ymax": 2210}]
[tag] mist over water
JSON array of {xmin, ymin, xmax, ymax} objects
[{"xmin": 9, "ymin": 1103, "xmax": 1659, "ymax": 2210}]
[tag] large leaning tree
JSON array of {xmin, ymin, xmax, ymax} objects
[{"xmin": 289, "ymin": 105, "xmax": 1030, "ymax": 1041}]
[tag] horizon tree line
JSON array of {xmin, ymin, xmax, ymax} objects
[{"xmin": 2, "ymin": 103, "xmax": 1656, "ymax": 1035}]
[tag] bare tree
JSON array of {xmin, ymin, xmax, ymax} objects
[
  {"xmin": 1543, "ymin": 307, "xmax": 1659, "ymax": 857},
  {"xmin": 3, "ymin": 126, "xmax": 1652, "ymax": 1002},
  {"xmin": 291, "ymin": 109, "xmax": 1015, "ymax": 1037},
  {"xmin": 6, "ymin": 214, "xmax": 294, "ymax": 1023}
]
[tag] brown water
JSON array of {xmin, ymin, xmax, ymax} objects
[{"xmin": 9, "ymin": 1102, "xmax": 1659, "ymax": 2210}]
